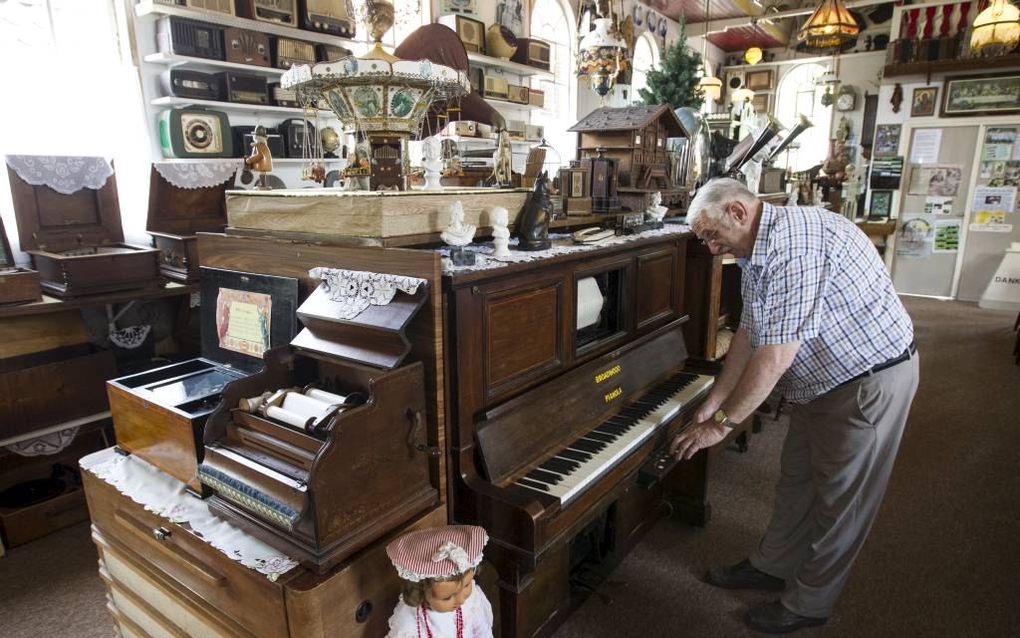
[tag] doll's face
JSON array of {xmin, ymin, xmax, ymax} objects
[{"xmin": 424, "ymin": 569, "xmax": 475, "ymax": 613}]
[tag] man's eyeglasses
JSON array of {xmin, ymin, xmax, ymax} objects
[{"xmin": 695, "ymin": 227, "xmax": 720, "ymax": 246}]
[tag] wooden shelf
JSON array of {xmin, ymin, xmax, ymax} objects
[
  {"xmin": 0, "ymin": 282, "xmax": 198, "ymax": 320},
  {"xmin": 144, "ymin": 52, "xmax": 286, "ymax": 77},
  {"xmin": 467, "ymin": 52, "xmax": 553, "ymax": 79},
  {"xmin": 485, "ymin": 98, "xmax": 541, "ymax": 111},
  {"xmin": 883, "ymin": 54, "xmax": 1020, "ymax": 78},
  {"xmin": 135, "ymin": 0, "xmax": 356, "ymax": 48},
  {"xmin": 151, "ymin": 96, "xmax": 338, "ymax": 118}
]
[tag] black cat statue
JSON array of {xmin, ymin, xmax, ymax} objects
[{"xmin": 517, "ymin": 171, "xmax": 552, "ymax": 251}]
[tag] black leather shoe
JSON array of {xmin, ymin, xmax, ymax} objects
[
  {"xmin": 705, "ymin": 559, "xmax": 785, "ymax": 591},
  {"xmin": 745, "ymin": 601, "xmax": 828, "ymax": 634}
]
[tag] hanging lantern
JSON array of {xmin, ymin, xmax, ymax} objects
[
  {"xmin": 744, "ymin": 47, "xmax": 763, "ymax": 65},
  {"xmin": 577, "ymin": 17, "xmax": 628, "ymax": 98},
  {"xmin": 697, "ymin": 72, "xmax": 722, "ymax": 103},
  {"xmin": 971, "ymin": 0, "xmax": 1020, "ymax": 56},
  {"xmin": 797, "ymin": 0, "xmax": 860, "ymax": 52}
]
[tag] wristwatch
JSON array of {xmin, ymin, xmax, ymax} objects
[{"xmin": 712, "ymin": 409, "xmax": 732, "ymax": 427}]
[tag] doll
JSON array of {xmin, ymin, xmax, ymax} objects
[
  {"xmin": 385, "ymin": 525, "xmax": 494, "ymax": 638},
  {"xmin": 244, "ymin": 125, "xmax": 274, "ymax": 190}
]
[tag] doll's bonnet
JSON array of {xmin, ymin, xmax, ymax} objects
[{"xmin": 386, "ymin": 525, "xmax": 488, "ymax": 583}]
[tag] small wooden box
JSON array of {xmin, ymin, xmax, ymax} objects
[
  {"xmin": 0, "ymin": 268, "xmax": 40, "ymax": 305},
  {"xmin": 107, "ymin": 268, "xmax": 299, "ymax": 495},
  {"xmin": 6, "ymin": 157, "xmax": 163, "ymax": 298},
  {"xmin": 147, "ymin": 163, "xmax": 235, "ymax": 283},
  {"xmin": 0, "ymin": 484, "xmax": 88, "ymax": 548}
]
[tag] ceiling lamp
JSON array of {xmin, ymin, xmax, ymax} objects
[
  {"xmin": 697, "ymin": 0, "xmax": 721, "ymax": 103},
  {"xmin": 797, "ymin": 0, "xmax": 860, "ymax": 52},
  {"xmin": 971, "ymin": 0, "xmax": 1020, "ymax": 56},
  {"xmin": 577, "ymin": 15, "xmax": 628, "ymax": 99},
  {"xmin": 744, "ymin": 47, "xmax": 763, "ymax": 65}
]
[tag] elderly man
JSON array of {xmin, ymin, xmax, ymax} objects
[{"xmin": 670, "ymin": 178, "xmax": 918, "ymax": 634}]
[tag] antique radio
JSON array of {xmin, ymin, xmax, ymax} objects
[
  {"xmin": 438, "ymin": 14, "xmax": 485, "ymax": 54},
  {"xmin": 300, "ymin": 0, "xmax": 356, "ymax": 37},
  {"xmin": 156, "ymin": 16, "xmax": 225, "ymax": 61},
  {"xmin": 483, "ymin": 76, "xmax": 509, "ymax": 100},
  {"xmin": 316, "ymin": 43, "xmax": 352, "ymax": 62},
  {"xmin": 183, "ymin": 0, "xmax": 234, "ymax": 14},
  {"xmin": 449, "ymin": 120, "xmax": 477, "ymax": 136},
  {"xmin": 4, "ymin": 156, "xmax": 163, "ymax": 298},
  {"xmin": 560, "ymin": 164, "xmax": 593, "ymax": 216},
  {"xmin": 505, "ymin": 118, "xmax": 526, "ymax": 139},
  {"xmin": 528, "ymin": 88, "xmax": 545, "ymax": 108},
  {"xmin": 224, "ymin": 27, "xmax": 270, "ymax": 67},
  {"xmin": 511, "ymin": 38, "xmax": 551, "ymax": 70},
  {"xmin": 146, "ymin": 163, "xmax": 236, "ymax": 282},
  {"xmin": 370, "ymin": 135, "xmax": 405, "ymax": 190},
  {"xmin": 217, "ymin": 72, "xmax": 269, "ymax": 105},
  {"xmin": 280, "ymin": 118, "xmax": 315, "ymax": 158},
  {"xmin": 0, "ymin": 217, "xmax": 40, "ymax": 305},
  {"xmin": 525, "ymin": 123, "xmax": 544, "ymax": 141},
  {"xmin": 158, "ymin": 108, "xmax": 234, "ymax": 159},
  {"xmin": 507, "ymin": 84, "xmax": 529, "ymax": 104},
  {"xmin": 108, "ymin": 267, "xmax": 299, "ymax": 494},
  {"xmin": 199, "ymin": 267, "xmax": 438, "ymax": 572},
  {"xmin": 274, "ymin": 36, "xmax": 317, "ymax": 69},
  {"xmin": 236, "ymin": 0, "xmax": 297, "ymax": 26},
  {"xmin": 233, "ymin": 125, "xmax": 286, "ymax": 159},
  {"xmin": 159, "ymin": 69, "xmax": 221, "ymax": 101},
  {"xmin": 268, "ymin": 82, "xmax": 298, "ymax": 107}
]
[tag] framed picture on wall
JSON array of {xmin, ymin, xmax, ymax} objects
[
  {"xmin": 750, "ymin": 93, "xmax": 770, "ymax": 113},
  {"xmin": 745, "ymin": 69, "xmax": 774, "ymax": 91},
  {"xmin": 911, "ymin": 87, "xmax": 938, "ymax": 117},
  {"xmin": 874, "ymin": 124, "xmax": 902, "ymax": 156},
  {"xmin": 942, "ymin": 73, "xmax": 1020, "ymax": 117},
  {"xmin": 869, "ymin": 190, "xmax": 893, "ymax": 219},
  {"xmin": 439, "ymin": 0, "xmax": 477, "ymax": 15}
]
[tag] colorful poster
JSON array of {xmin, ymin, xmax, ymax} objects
[
  {"xmin": 933, "ymin": 219, "xmax": 961, "ymax": 252},
  {"xmin": 216, "ymin": 288, "xmax": 272, "ymax": 357}
]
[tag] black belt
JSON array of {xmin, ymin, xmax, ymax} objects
[{"xmin": 839, "ymin": 341, "xmax": 917, "ymax": 388}]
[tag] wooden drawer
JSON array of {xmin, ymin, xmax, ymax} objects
[
  {"xmin": 85, "ymin": 472, "xmax": 289, "ymax": 638},
  {"xmin": 0, "ymin": 485, "xmax": 89, "ymax": 547},
  {"xmin": 98, "ymin": 535, "xmax": 246, "ymax": 637}
]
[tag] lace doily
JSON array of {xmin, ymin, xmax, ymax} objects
[
  {"xmin": 5, "ymin": 427, "xmax": 79, "ymax": 457},
  {"xmin": 309, "ymin": 267, "xmax": 427, "ymax": 320},
  {"xmin": 5, "ymin": 155, "xmax": 113, "ymax": 195},
  {"xmin": 440, "ymin": 225, "xmax": 691, "ymax": 274},
  {"xmin": 81, "ymin": 449, "xmax": 299, "ymax": 581},
  {"xmin": 109, "ymin": 324, "xmax": 151, "ymax": 349},
  {"xmin": 154, "ymin": 161, "xmax": 241, "ymax": 190}
]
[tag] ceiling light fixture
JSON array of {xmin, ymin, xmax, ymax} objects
[
  {"xmin": 797, "ymin": 0, "xmax": 860, "ymax": 53},
  {"xmin": 971, "ymin": 0, "xmax": 1020, "ymax": 56},
  {"xmin": 744, "ymin": 46, "xmax": 763, "ymax": 64},
  {"xmin": 696, "ymin": 0, "xmax": 722, "ymax": 103}
]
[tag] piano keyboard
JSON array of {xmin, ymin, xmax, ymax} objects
[{"xmin": 513, "ymin": 371, "xmax": 714, "ymax": 505}]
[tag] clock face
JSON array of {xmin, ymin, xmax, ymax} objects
[{"xmin": 836, "ymin": 91, "xmax": 856, "ymax": 111}]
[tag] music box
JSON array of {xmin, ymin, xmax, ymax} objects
[
  {"xmin": 198, "ymin": 267, "xmax": 439, "ymax": 572},
  {"xmin": 4, "ymin": 156, "xmax": 163, "ymax": 298},
  {"xmin": 146, "ymin": 162, "xmax": 237, "ymax": 283},
  {"xmin": 107, "ymin": 267, "xmax": 300, "ymax": 495},
  {"xmin": 0, "ymin": 217, "xmax": 40, "ymax": 305}
]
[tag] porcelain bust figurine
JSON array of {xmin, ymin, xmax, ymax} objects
[
  {"xmin": 422, "ymin": 136, "xmax": 443, "ymax": 191},
  {"xmin": 441, "ymin": 201, "xmax": 476, "ymax": 247},
  {"xmin": 646, "ymin": 191, "xmax": 669, "ymax": 223},
  {"xmin": 489, "ymin": 207, "xmax": 511, "ymax": 257}
]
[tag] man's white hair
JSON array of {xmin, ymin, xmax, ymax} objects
[{"xmin": 686, "ymin": 178, "xmax": 759, "ymax": 228}]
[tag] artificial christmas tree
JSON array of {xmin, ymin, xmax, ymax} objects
[{"xmin": 638, "ymin": 19, "xmax": 704, "ymax": 110}]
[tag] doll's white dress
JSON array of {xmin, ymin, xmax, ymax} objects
[{"xmin": 386, "ymin": 586, "xmax": 494, "ymax": 638}]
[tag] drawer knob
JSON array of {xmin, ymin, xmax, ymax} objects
[{"xmin": 153, "ymin": 526, "xmax": 172, "ymax": 541}]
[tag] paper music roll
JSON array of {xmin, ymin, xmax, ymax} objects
[
  {"xmin": 304, "ymin": 388, "xmax": 350, "ymax": 404},
  {"xmin": 576, "ymin": 276, "xmax": 605, "ymax": 330},
  {"xmin": 280, "ymin": 392, "xmax": 333, "ymax": 419},
  {"xmin": 265, "ymin": 405, "xmax": 315, "ymax": 430}
]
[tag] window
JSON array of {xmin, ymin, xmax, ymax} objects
[
  {"xmin": 773, "ymin": 63, "xmax": 833, "ymax": 173},
  {"xmin": 630, "ymin": 33, "xmax": 661, "ymax": 104},
  {"xmin": 530, "ymin": 0, "xmax": 577, "ymax": 167}
]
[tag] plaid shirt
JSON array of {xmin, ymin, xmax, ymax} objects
[{"xmin": 738, "ymin": 203, "xmax": 914, "ymax": 403}]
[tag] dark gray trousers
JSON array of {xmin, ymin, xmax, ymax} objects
[{"xmin": 750, "ymin": 353, "xmax": 920, "ymax": 618}]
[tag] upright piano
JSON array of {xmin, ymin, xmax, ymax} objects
[{"xmin": 443, "ymin": 230, "xmax": 717, "ymax": 636}]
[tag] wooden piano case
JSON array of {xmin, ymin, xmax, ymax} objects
[
  {"xmin": 6, "ymin": 158, "xmax": 163, "ymax": 298},
  {"xmin": 147, "ymin": 162, "xmax": 235, "ymax": 282},
  {"xmin": 198, "ymin": 269, "xmax": 439, "ymax": 573},
  {"xmin": 107, "ymin": 267, "xmax": 299, "ymax": 495},
  {"xmin": 444, "ymin": 232, "xmax": 723, "ymax": 636}
]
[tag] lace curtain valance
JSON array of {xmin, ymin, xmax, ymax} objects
[{"xmin": 5, "ymin": 155, "xmax": 113, "ymax": 194}]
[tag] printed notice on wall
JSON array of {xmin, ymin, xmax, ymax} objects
[
  {"xmin": 910, "ymin": 129, "xmax": 942, "ymax": 164},
  {"xmin": 908, "ymin": 164, "xmax": 962, "ymax": 196},
  {"xmin": 971, "ymin": 185, "xmax": 1017, "ymax": 214},
  {"xmin": 896, "ymin": 215, "xmax": 934, "ymax": 258},
  {"xmin": 983, "ymin": 128, "xmax": 1017, "ymax": 161},
  {"xmin": 216, "ymin": 288, "xmax": 272, "ymax": 357}
]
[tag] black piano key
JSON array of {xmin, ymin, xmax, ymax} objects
[
  {"xmin": 541, "ymin": 457, "xmax": 577, "ymax": 474},
  {"xmin": 572, "ymin": 439, "xmax": 604, "ymax": 453},
  {"xmin": 526, "ymin": 468, "xmax": 563, "ymax": 484},
  {"xmin": 586, "ymin": 431, "xmax": 616, "ymax": 443},
  {"xmin": 595, "ymin": 423, "xmax": 627, "ymax": 436},
  {"xmin": 560, "ymin": 448, "xmax": 591, "ymax": 462},
  {"xmin": 516, "ymin": 477, "xmax": 550, "ymax": 491}
]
